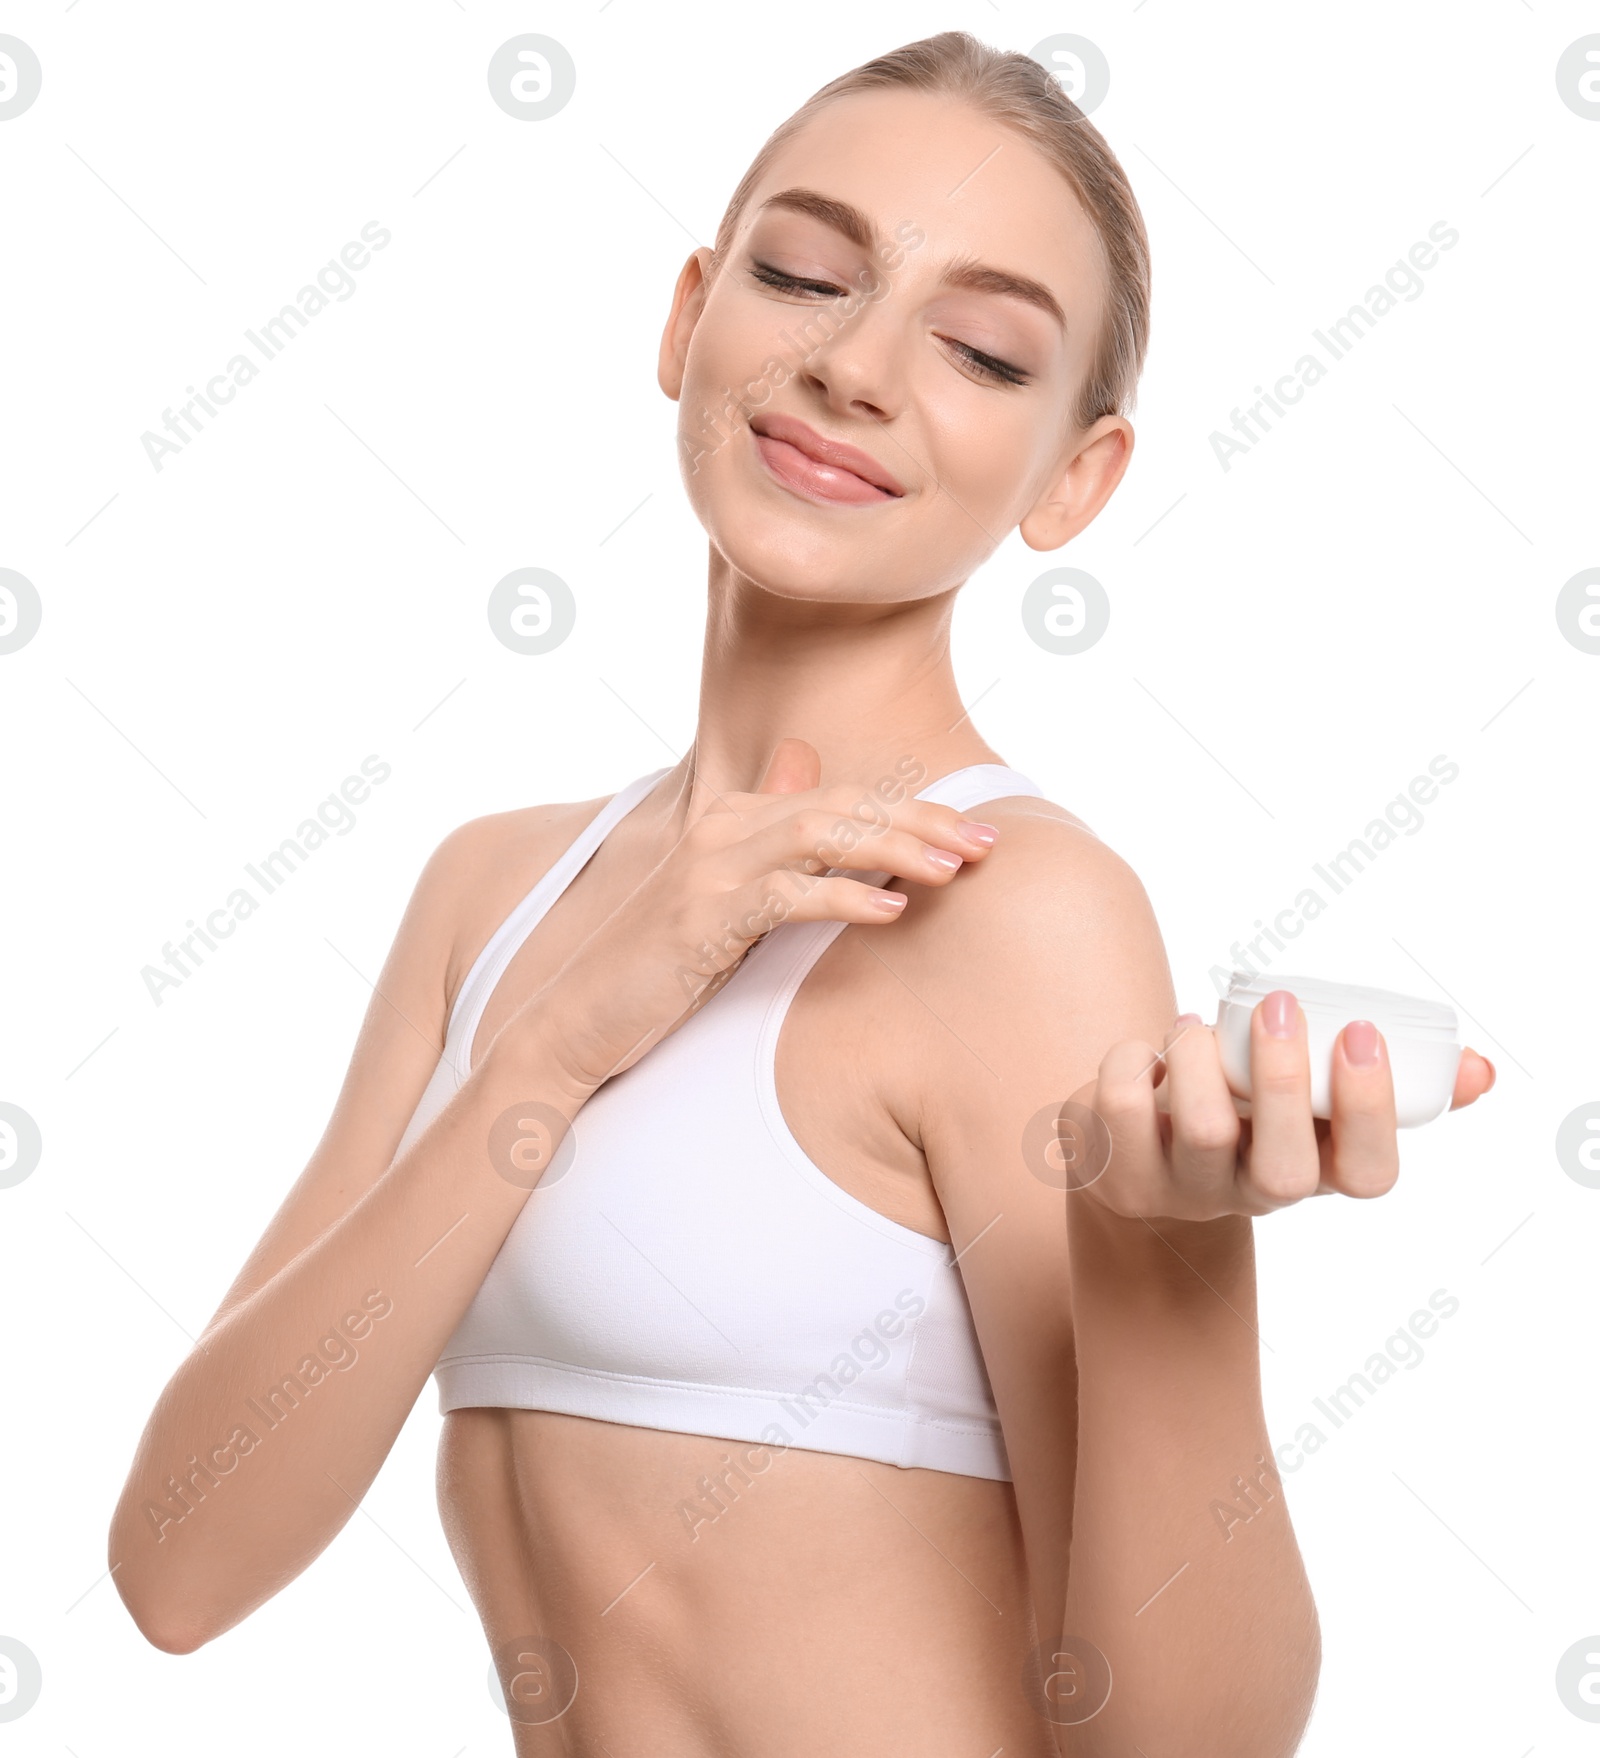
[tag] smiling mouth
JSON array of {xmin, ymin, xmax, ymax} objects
[{"xmin": 748, "ymin": 413, "xmax": 905, "ymax": 505}]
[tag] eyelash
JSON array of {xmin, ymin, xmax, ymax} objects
[{"xmin": 747, "ymin": 261, "xmax": 1032, "ymax": 387}]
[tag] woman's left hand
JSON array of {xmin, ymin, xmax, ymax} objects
[{"xmin": 1068, "ymin": 989, "xmax": 1496, "ymax": 1221}]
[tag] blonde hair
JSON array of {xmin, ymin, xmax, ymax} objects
[{"xmin": 708, "ymin": 29, "xmax": 1151, "ymax": 433}]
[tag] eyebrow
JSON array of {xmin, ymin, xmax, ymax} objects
[{"xmin": 754, "ymin": 186, "xmax": 1068, "ymax": 331}]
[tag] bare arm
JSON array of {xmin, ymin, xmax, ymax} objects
[
  {"xmin": 1060, "ymin": 1200, "xmax": 1315, "ymax": 1756},
  {"xmin": 911, "ymin": 806, "xmax": 1317, "ymax": 1755},
  {"xmin": 107, "ymin": 816, "xmax": 597, "ymax": 1653}
]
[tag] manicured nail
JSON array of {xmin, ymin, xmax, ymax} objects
[
  {"xmin": 957, "ymin": 820, "xmax": 998, "ymax": 847},
  {"xmin": 922, "ymin": 844, "xmax": 962, "ymax": 872},
  {"xmin": 1174, "ymin": 1013, "xmax": 1202, "ymax": 1028},
  {"xmin": 1343, "ymin": 1019, "xmax": 1381, "ymax": 1066},
  {"xmin": 1262, "ymin": 990, "xmax": 1298, "ymax": 1039},
  {"xmin": 872, "ymin": 891, "xmax": 908, "ymax": 912}
]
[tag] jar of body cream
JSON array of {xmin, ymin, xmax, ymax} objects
[{"xmin": 1213, "ymin": 971, "xmax": 1461, "ymax": 1127}]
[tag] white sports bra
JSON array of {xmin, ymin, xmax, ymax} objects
[{"xmin": 394, "ymin": 761, "xmax": 1055, "ymax": 1482}]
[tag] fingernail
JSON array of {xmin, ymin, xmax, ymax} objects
[
  {"xmin": 957, "ymin": 820, "xmax": 998, "ymax": 847},
  {"xmin": 872, "ymin": 891, "xmax": 908, "ymax": 913},
  {"xmin": 1343, "ymin": 1019, "xmax": 1381, "ymax": 1066},
  {"xmin": 1480, "ymin": 1052, "xmax": 1497, "ymax": 1091},
  {"xmin": 1174, "ymin": 1013, "xmax": 1202, "ymax": 1028},
  {"xmin": 922, "ymin": 844, "xmax": 962, "ymax": 872},
  {"xmin": 1262, "ymin": 990, "xmax": 1298, "ymax": 1039}
]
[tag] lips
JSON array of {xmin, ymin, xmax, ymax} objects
[{"xmin": 748, "ymin": 412, "xmax": 905, "ymax": 504}]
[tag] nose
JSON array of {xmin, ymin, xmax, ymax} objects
[{"xmin": 790, "ymin": 279, "xmax": 905, "ymax": 428}]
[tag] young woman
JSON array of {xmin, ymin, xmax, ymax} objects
[{"xmin": 109, "ymin": 31, "xmax": 1493, "ymax": 1756}]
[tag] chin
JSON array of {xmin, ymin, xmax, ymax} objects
[
  {"xmin": 679, "ymin": 461, "xmax": 850, "ymax": 602},
  {"xmin": 680, "ymin": 428, "xmax": 984, "ymax": 605},
  {"xmin": 703, "ymin": 510, "xmax": 865, "ymax": 602}
]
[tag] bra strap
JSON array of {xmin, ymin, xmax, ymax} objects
[
  {"xmin": 446, "ymin": 766, "xmax": 673, "ymax": 1074},
  {"xmin": 915, "ymin": 761, "xmax": 1045, "ymax": 814}
]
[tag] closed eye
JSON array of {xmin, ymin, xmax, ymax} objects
[
  {"xmin": 749, "ymin": 261, "xmax": 844, "ymax": 300},
  {"xmin": 943, "ymin": 339, "xmax": 1032, "ymax": 388},
  {"xmin": 746, "ymin": 260, "xmax": 1033, "ymax": 388}
]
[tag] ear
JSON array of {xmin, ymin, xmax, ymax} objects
[
  {"xmin": 1018, "ymin": 414, "xmax": 1135, "ymax": 552},
  {"xmin": 658, "ymin": 246, "xmax": 717, "ymax": 401}
]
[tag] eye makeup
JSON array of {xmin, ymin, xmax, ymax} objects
[{"xmin": 743, "ymin": 259, "xmax": 1035, "ymax": 386}]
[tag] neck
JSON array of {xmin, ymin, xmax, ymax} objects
[{"xmin": 654, "ymin": 554, "xmax": 1007, "ymax": 828}]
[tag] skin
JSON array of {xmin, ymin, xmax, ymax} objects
[{"xmin": 108, "ymin": 86, "xmax": 1493, "ymax": 1755}]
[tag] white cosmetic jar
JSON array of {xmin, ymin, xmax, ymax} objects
[{"xmin": 1213, "ymin": 972, "xmax": 1460, "ymax": 1128}]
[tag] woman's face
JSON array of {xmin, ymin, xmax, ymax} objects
[{"xmin": 659, "ymin": 87, "xmax": 1133, "ymax": 606}]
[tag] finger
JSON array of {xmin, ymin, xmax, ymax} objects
[
  {"xmin": 806, "ymin": 786, "xmax": 1001, "ymax": 868},
  {"xmin": 702, "ymin": 740, "xmax": 820, "ymax": 823},
  {"xmin": 1323, "ymin": 1020, "xmax": 1400, "ymax": 1197},
  {"xmin": 727, "ymin": 802, "xmax": 996, "ymax": 891},
  {"xmin": 1242, "ymin": 990, "xmax": 1321, "ymax": 1204},
  {"xmin": 756, "ymin": 737, "xmax": 821, "ymax": 796},
  {"xmin": 701, "ymin": 777, "xmax": 993, "ymax": 869},
  {"xmin": 1091, "ymin": 1038, "xmax": 1170, "ymax": 1215},
  {"xmin": 740, "ymin": 870, "xmax": 911, "ymax": 933},
  {"xmin": 1450, "ymin": 1047, "xmax": 1496, "ymax": 1109},
  {"xmin": 1160, "ymin": 1013, "xmax": 1242, "ymax": 1200}
]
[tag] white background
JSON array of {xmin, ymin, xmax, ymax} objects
[{"xmin": 2, "ymin": 1, "xmax": 1596, "ymax": 1752}]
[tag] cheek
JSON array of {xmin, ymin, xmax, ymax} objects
[
  {"xmin": 923, "ymin": 389, "xmax": 1040, "ymax": 522},
  {"xmin": 685, "ymin": 296, "xmax": 781, "ymax": 400},
  {"xmin": 678, "ymin": 310, "xmax": 819, "ymax": 483}
]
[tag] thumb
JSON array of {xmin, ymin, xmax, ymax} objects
[
  {"xmin": 1449, "ymin": 1046, "xmax": 1496, "ymax": 1110},
  {"xmin": 756, "ymin": 736, "xmax": 821, "ymax": 797}
]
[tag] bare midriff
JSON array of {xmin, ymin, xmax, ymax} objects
[{"xmin": 437, "ymin": 1406, "xmax": 1058, "ymax": 1755}]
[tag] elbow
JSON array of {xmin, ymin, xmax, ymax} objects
[
  {"xmin": 134, "ymin": 1613, "xmax": 211, "ymax": 1656},
  {"xmin": 115, "ymin": 1569, "xmax": 215, "ymax": 1654},
  {"xmin": 116, "ymin": 1572, "xmax": 217, "ymax": 1655},
  {"xmin": 108, "ymin": 1527, "xmax": 218, "ymax": 1657}
]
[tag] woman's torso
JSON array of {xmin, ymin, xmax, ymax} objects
[{"xmin": 416, "ymin": 763, "xmax": 1072, "ymax": 1755}]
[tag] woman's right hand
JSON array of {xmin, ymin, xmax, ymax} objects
[{"xmin": 525, "ymin": 737, "xmax": 1000, "ymax": 1092}]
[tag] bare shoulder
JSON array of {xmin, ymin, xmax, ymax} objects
[
  {"xmin": 917, "ymin": 795, "xmax": 1146, "ymax": 928},
  {"xmin": 897, "ymin": 794, "xmax": 1159, "ymax": 960},
  {"xmin": 886, "ymin": 793, "xmax": 1178, "ymax": 1100},
  {"xmin": 424, "ymin": 791, "xmax": 616, "ymax": 1017}
]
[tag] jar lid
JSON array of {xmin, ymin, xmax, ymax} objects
[{"xmin": 1217, "ymin": 971, "xmax": 1458, "ymax": 1036}]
